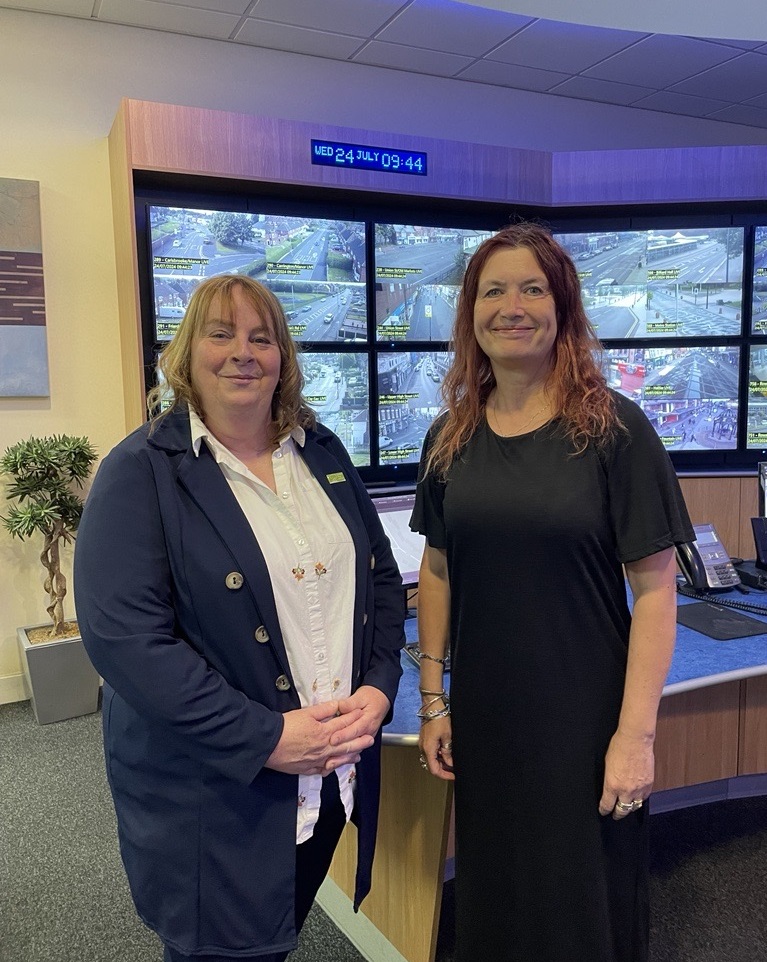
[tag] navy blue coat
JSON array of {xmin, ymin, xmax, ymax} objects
[{"xmin": 73, "ymin": 409, "xmax": 404, "ymax": 956}]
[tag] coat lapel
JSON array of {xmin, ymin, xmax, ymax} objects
[
  {"xmin": 178, "ymin": 446, "xmax": 292, "ymax": 676},
  {"xmin": 151, "ymin": 412, "xmax": 292, "ymax": 679}
]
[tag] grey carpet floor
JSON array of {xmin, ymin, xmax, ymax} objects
[
  {"xmin": 2, "ymin": 700, "xmax": 766, "ymax": 961},
  {"xmin": 0, "ymin": 701, "xmax": 363, "ymax": 962}
]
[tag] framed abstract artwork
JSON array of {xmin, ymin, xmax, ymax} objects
[{"xmin": 0, "ymin": 178, "xmax": 50, "ymax": 397}]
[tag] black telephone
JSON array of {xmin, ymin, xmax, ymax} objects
[
  {"xmin": 675, "ymin": 522, "xmax": 741, "ymax": 592},
  {"xmin": 675, "ymin": 522, "xmax": 767, "ymax": 616}
]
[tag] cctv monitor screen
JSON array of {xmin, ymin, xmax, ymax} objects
[
  {"xmin": 149, "ymin": 204, "xmax": 366, "ymax": 342},
  {"xmin": 601, "ymin": 345, "xmax": 739, "ymax": 450},
  {"xmin": 298, "ymin": 351, "xmax": 370, "ymax": 466},
  {"xmin": 747, "ymin": 345, "xmax": 767, "ymax": 448},
  {"xmin": 377, "ymin": 350, "xmax": 451, "ymax": 465},
  {"xmin": 752, "ymin": 226, "xmax": 767, "ymax": 334},
  {"xmin": 374, "ymin": 224, "xmax": 492, "ymax": 341},
  {"xmin": 555, "ymin": 228, "xmax": 744, "ymax": 339}
]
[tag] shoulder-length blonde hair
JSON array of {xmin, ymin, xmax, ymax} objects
[
  {"xmin": 425, "ymin": 223, "xmax": 623, "ymax": 478},
  {"xmin": 147, "ymin": 274, "xmax": 316, "ymax": 440}
]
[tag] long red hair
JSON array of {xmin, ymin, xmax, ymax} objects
[{"xmin": 425, "ymin": 223, "xmax": 624, "ymax": 478}]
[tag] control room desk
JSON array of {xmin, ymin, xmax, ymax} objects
[{"xmin": 318, "ymin": 598, "xmax": 767, "ymax": 962}]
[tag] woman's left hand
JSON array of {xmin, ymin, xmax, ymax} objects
[
  {"xmin": 330, "ymin": 686, "xmax": 390, "ymax": 755},
  {"xmin": 598, "ymin": 729, "xmax": 654, "ymax": 820},
  {"xmin": 319, "ymin": 686, "xmax": 389, "ymax": 776}
]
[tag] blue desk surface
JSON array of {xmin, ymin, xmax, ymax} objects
[{"xmin": 383, "ymin": 591, "xmax": 767, "ymax": 745}]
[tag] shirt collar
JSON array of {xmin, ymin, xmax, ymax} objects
[{"xmin": 188, "ymin": 408, "xmax": 305, "ymax": 457}]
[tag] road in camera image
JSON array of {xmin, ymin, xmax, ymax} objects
[
  {"xmin": 282, "ymin": 285, "xmax": 367, "ymax": 342},
  {"xmin": 151, "ymin": 207, "xmax": 365, "ymax": 343},
  {"xmin": 557, "ymin": 229, "xmax": 743, "ymax": 339},
  {"xmin": 298, "ymin": 353, "xmax": 370, "ymax": 466},
  {"xmin": 375, "ymin": 225, "xmax": 490, "ymax": 341},
  {"xmin": 377, "ymin": 351, "xmax": 451, "ymax": 464},
  {"xmin": 602, "ymin": 346, "xmax": 739, "ymax": 450}
]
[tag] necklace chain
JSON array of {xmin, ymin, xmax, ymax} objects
[{"xmin": 488, "ymin": 402, "xmax": 547, "ymax": 438}]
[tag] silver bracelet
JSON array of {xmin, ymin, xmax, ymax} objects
[
  {"xmin": 420, "ymin": 694, "xmax": 445, "ymax": 712},
  {"xmin": 416, "ymin": 692, "xmax": 450, "ymax": 720},
  {"xmin": 417, "ymin": 704, "xmax": 451, "ymax": 722},
  {"xmin": 414, "ymin": 646, "xmax": 447, "ymax": 665}
]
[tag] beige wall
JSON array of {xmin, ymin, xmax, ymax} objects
[{"xmin": 0, "ymin": 133, "xmax": 125, "ymax": 702}]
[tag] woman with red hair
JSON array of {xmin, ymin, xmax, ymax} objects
[{"xmin": 411, "ymin": 224, "xmax": 693, "ymax": 962}]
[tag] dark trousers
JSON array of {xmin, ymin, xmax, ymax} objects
[{"xmin": 163, "ymin": 776, "xmax": 346, "ymax": 962}]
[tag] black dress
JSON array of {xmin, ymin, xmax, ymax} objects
[{"xmin": 411, "ymin": 394, "xmax": 693, "ymax": 962}]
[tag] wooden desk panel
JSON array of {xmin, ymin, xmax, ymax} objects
[
  {"xmin": 739, "ymin": 675, "xmax": 767, "ymax": 776},
  {"xmin": 654, "ymin": 682, "xmax": 741, "ymax": 792},
  {"xmin": 329, "ymin": 745, "xmax": 453, "ymax": 962}
]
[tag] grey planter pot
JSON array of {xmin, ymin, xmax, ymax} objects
[{"xmin": 17, "ymin": 624, "xmax": 100, "ymax": 725}]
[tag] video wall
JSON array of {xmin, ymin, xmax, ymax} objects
[{"xmin": 138, "ymin": 194, "xmax": 767, "ymax": 481}]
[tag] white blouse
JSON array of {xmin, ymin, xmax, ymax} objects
[{"xmin": 190, "ymin": 411, "xmax": 357, "ymax": 843}]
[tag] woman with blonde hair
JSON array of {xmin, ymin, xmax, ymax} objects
[
  {"xmin": 411, "ymin": 224, "xmax": 693, "ymax": 962},
  {"xmin": 75, "ymin": 274, "xmax": 405, "ymax": 962}
]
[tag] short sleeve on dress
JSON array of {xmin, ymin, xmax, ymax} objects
[
  {"xmin": 603, "ymin": 393, "xmax": 695, "ymax": 564},
  {"xmin": 410, "ymin": 429, "xmax": 448, "ymax": 549}
]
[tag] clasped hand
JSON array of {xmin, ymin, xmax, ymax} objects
[{"xmin": 266, "ymin": 686, "xmax": 390, "ymax": 777}]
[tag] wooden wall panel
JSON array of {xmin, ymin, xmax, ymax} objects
[
  {"xmin": 654, "ymin": 682, "xmax": 741, "ymax": 792},
  {"xmin": 738, "ymin": 477, "xmax": 760, "ymax": 560},
  {"xmin": 119, "ymin": 99, "xmax": 767, "ymax": 210},
  {"xmin": 328, "ymin": 745, "xmax": 452, "ymax": 962},
  {"xmin": 552, "ymin": 145, "xmax": 767, "ymax": 206},
  {"xmin": 108, "ymin": 102, "xmax": 146, "ymax": 433},
  {"xmin": 676, "ymin": 476, "xmax": 761, "ymax": 559},
  {"xmin": 677, "ymin": 477, "xmax": 742, "ymax": 556},
  {"xmin": 121, "ymin": 100, "xmax": 552, "ymax": 206},
  {"xmin": 739, "ymin": 675, "xmax": 767, "ymax": 776}
]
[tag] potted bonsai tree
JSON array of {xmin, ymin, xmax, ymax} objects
[{"xmin": 2, "ymin": 434, "xmax": 99, "ymax": 724}]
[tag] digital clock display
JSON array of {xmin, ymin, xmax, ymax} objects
[{"xmin": 311, "ymin": 139, "xmax": 427, "ymax": 176}]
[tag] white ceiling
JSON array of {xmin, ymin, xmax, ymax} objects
[
  {"xmin": 3, "ymin": 0, "xmax": 767, "ymax": 131},
  {"xmin": 452, "ymin": 0, "xmax": 767, "ymax": 42}
]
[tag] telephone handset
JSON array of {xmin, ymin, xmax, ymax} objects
[{"xmin": 675, "ymin": 523, "xmax": 741, "ymax": 592}]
